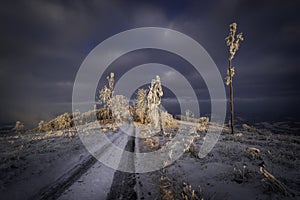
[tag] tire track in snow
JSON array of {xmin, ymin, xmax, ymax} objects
[
  {"xmin": 31, "ymin": 130, "xmax": 128, "ymax": 200},
  {"xmin": 106, "ymin": 128, "xmax": 137, "ymax": 200}
]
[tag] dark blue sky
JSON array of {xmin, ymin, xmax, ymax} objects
[{"xmin": 0, "ymin": 0, "xmax": 299, "ymax": 127}]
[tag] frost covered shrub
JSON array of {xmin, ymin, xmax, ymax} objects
[
  {"xmin": 161, "ymin": 111, "xmax": 177, "ymax": 127},
  {"xmin": 94, "ymin": 108, "xmax": 106, "ymax": 122},
  {"xmin": 52, "ymin": 113, "xmax": 73, "ymax": 130},
  {"xmin": 33, "ymin": 113, "xmax": 73, "ymax": 132},
  {"xmin": 12, "ymin": 121, "xmax": 24, "ymax": 133},
  {"xmin": 242, "ymin": 124, "xmax": 251, "ymax": 131},
  {"xmin": 185, "ymin": 109, "xmax": 194, "ymax": 122},
  {"xmin": 111, "ymin": 95, "xmax": 130, "ymax": 124},
  {"xmin": 46, "ymin": 113, "xmax": 73, "ymax": 131},
  {"xmin": 198, "ymin": 117, "xmax": 209, "ymax": 132},
  {"xmin": 80, "ymin": 110, "xmax": 97, "ymax": 124},
  {"xmin": 147, "ymin": 75, "xmax": 163, "ymax": 128},
  {"xmin": 145, "ymin": 136, "xmax": 160, "ymax": 150},
  {"xmin": 134, "ymin": 88, "xmax": 148, "ymax": 124},
  {"xmin": 132, "ymin": 75, "xmax": 176, "ymax": 129},
  {"xmin": 98, "ymin": 72, "xmax": 115, "ymax": 121},
  {"xmin": 38, "ymin": 120, "xmax": 46, "ymax": 132}
]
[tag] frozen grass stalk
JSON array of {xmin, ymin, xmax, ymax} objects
[{"xmin": 225, "ymin": 22, "xmax": 244, "ymax": 134}]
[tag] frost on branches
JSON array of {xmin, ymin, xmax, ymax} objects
[
  {"xmin": 99, "ymin": 72, "xmax": 114, "ymax": 107},
  {"xmin": 30, "ymin": 113, "xmax": 73, "ymax": 133},
  {"xmin": 38, "ymin": 120, "xmax": 46, "ymax": 131},
  {"xmin": 12, "ymin": 121, "xmax": 24, "ymax": 133},
  {"xmin": 225, "ymin": 22, "xmax": 244, "ymax": 134},
  {"xmin": 111, "ymin": 95, "xmax": 130, "ymax": 125},
  {"xmin": 98, "ymin": 72, "xmax": 115, "ymax": 121},
  {"xmin": 225, "ymin": 22, "xmax": 244, "ymax": 61},
  {"xmin": 185, "ymin": 109, "xmax": 195, "ymax": 122},
  {"xmin": 224, "ymin": 22, "xmax": 243, "ymax": 86},
  {"xmin": 161, "ymin": 111, "xmax": 177, "ymax": 127},
  {"xmin": 147, "ymin": 75, "xmax": 163, "ymax": 128},
  {"xmin": 133, "ymin": 76, "xmax": 176, "ymax": 127},
  {"xmin": 198, "ymin": 117, "xmax": 209, "ymax": 132},
  {"xmin": 134, "ymin": 88, "xmax": 148, "ymax": 124},
  {"xmin": 225, "ymin": 67, "xmax": 235, "ymax": 86}
]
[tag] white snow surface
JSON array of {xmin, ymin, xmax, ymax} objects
[
  {"xmin": 0, "ymin": 121, "xmax": 299, "ymax": 199},
  {"xmin": 58, "ymin": 129, "xmax": 129, "ymax": 200}
]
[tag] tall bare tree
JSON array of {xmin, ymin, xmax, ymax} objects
[{"xmin": 225, "ymin": 22, "xmax": 244, "ymax": 134}]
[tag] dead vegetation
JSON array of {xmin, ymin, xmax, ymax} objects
[
  {"xmin": 244, "ymin": 145, "xmax": 294, "ymax": 197},
  {"xmin": 246, "ymin": 147, "xmax": 261, "ymax": 159},
  {"xmin": 29, "ymin": 113, "xmax": 73, "ymax": 133},
  {"xmin": 160, "ymin": 173, "xmax": 176, "ymax": 200},
  {"xmin": 159, "ymin": 170, "xmax": 204, "ymax": 200},
  {"xmin": 259, "ymin": 162, "xmax": 293, "ymax": 197},
  {"xmin": 12, "ymin": 121, "xmax": 24, "ymax": 133},
  {"xmin": 181, "ymin": 182, "xmax": 203, "ymax": 200}
]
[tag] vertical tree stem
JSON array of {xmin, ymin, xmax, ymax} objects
[
  {"xmin": 158, "ymin": 105, "xmax": 164, "ymax": 135},
  {"xmin": 229, "ymin": 59, "xmax": 234, "ymax": 134}
]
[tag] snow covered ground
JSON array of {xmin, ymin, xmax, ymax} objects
[
  {"xmin": 0, "ymin": 129, "xmax": 93, "ymax": 199},
  {"xmin": 0, "ymin": 121, "xmax": 299, "ymax": 199},
  {"xmin": 159, "ymin": 123, "xmax": 300, "ymax": 199},
  {"xmin": 58, "ymin": 130, "xmax": 129, "ymax": 200}
]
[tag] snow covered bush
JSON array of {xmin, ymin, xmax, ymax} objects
[
  {"xmin": 198, "ymin": 117, "xmax": 209, "ymax": 132},
  {"xmin": 32, "ymin": 113, "xmax": 73, "ymax": 132},
  {"xmin": 242, "ymin": 124, "xmax": 252, "ymax": 131},
  {"xmin": 185, "ymin": 109, "xmax": 194, "ymax": 122},
  {"xmin": 98, "ymin": 72, "xmax": 115, "ymax": 122},
  {"xmin": 52, "ymin": 113, "xmax": 73, "ymax": 130},
  {"xmin": 12, "ymin": 121, "xmax": 24, "ymax": 133},
  {"xmin": 134, "ymin": 88, "xmax": 148, "ymax": 124},
  {"xmin": 80, "ymin": 110, "xmax": 97, "ymax": 124},
  {"xmin": 38, "ymin": 120, "xmax": 46, "ymax": 132},
  {"xmin": 147, "ymin": 75, "xmax": 163, "ymax": 129},
  {"xmin": 161, "ymin": 111, "xmax": 177, "ymax": 127},
  {"xmin": 111, "ymin": 95, "xmax": 130, "ymax": 125}
]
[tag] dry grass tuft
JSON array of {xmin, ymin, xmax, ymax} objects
[
  {"xmin": 181, "ymin": 182, "xmax": 203, "ymax": 200},
  {"xmin": 259, "ymin": 163, "xmax": 293, "ymax": 197},
  {"xmin": 160, "ymin": 175, "xmax": 175, "ymax": 200},
  {"xmin": 242, "ymin": 124, "xmax": 252, "ymax": 131},
  {"xmin": 247, "ymin": 147, "xmax": 260, "ymax": 154}
]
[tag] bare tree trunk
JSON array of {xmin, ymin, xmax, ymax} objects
[
  {"xmin": 229, "ymin": 60, "xmax": 234, "ymax": 134},
  {"xmin": 158, "ymin": 105, "xmax": 164, "ymax": 135}
]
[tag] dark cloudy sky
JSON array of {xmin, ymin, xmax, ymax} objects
[{"xmin": 0, "ymin": 0, "xmax": 299, "ymax": 127}]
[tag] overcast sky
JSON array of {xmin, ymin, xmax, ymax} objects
[{"xmin": 0, "ymin": 0, "xmax": 299, "ymax": 127}]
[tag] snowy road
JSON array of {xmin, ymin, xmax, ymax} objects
[
  {"xmin": 106, "ymin": 134, "xmax": 137, "ymax": 200},
  {"xmin": 57, "ymin": 130, "xmax": 129, "ymax": 200},
  {"xmin": 1, "ymin": 124, "xmax": 164, "ymax": 200},
  {"xmin": 39, "ymin": 125, "xmax": 159, "ymax": 200}
]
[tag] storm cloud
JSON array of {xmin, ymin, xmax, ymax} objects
[{"xmin": 0, "ymin": 0, "xmax": 299, "ymax": 127}]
